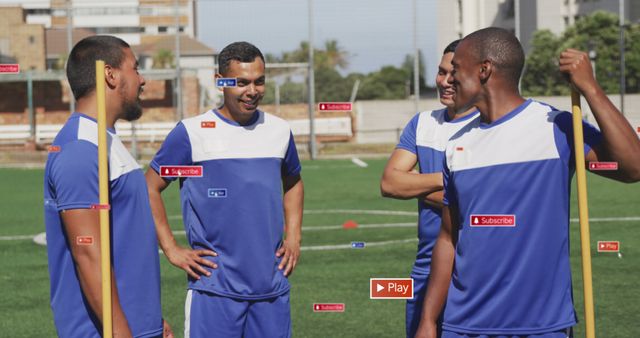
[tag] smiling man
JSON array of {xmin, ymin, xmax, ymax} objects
[
  {"xmin": 415, "ymin": 27, "xmax": 640, "ymax": 338},
  {"xmin": 145, "ymin": 41, "xmax": 304, "ymax": 338},
  {"xmin": 380, "ymin": 40, "xmax": 478, "ymax": 338}
]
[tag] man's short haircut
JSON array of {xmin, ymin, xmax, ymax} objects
[
  {"xmin": 217, "ymin": 41, "xmax": 265, "ymax": 75},
  {"xmin": 443, "ymin": 39, "xmax": 460, "ymax": 55},
  {"xmin": 66, "ymin": 35, "xmax": 130, "ymax": 100},
  {"xmin": 463, "ymin": 27, "xmax": 525, "ymax": 86}
]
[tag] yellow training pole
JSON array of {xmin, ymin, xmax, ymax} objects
[
  {"xmin": 571, "ymin": 89, "xmax": 596, "ymax": 338},
  {"xmin": 95, "ymin": 60, "xmax": 113, "ymax": 338}
]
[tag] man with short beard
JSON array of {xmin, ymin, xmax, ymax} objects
[
  {"xmin": 146, "ymin": 41, "xmax": 303, "ymax": 338},
  {"xmin": 43, "ymin": 35, "xmax": 172, "ymax": 338},
  {"xmin": 416, "ymin": 27, "xmax": 640, "ymax": 338},
  {"xmin": 380, "ymin": 39, "xmax": 478, "ymax": 338}
]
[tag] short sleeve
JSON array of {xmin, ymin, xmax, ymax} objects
[
  {"xmin": 50, "ymin": 140, "xmax": 99, "ymax": 211},
  {"xmin": 553, "ymin": 112, "xmax": 603, "ymax": 158},
  {"xmin": 282, "ymin": 132, "xmax": 301, "ymax": 177},
  {"xmin": 396, "ymin": 113, "xmax": 420, "ymax": 154},
  {"xmin": 150, "ymin": 122, "xmax": 193, "ymax": 181}
]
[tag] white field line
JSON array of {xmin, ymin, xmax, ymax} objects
[
  {"xmin": 303, "ymin": 165, "xmax": 363, "ymax": 170},
  {"xmin": 168, "ymin": 209, "xmax": 416, "ymax": 220},
  {"xmin": 169, "ymin": 222, "xmax": 416, "ymax": 236},
  {"xmin": 304, "ymin": 209, "xmax": 416, "ymax": 216},
  {"xmin": 302, "ymin": 238, "xmax": 417, "ymax": 251},
  {"xmin": 0, "ymin": 235, "xmax": 34, "ymax": 240},
  {"xmin": 158, "ymin": 238, "xmax": 419, "ymax": 254},
  {"xmin": 351, "ymin": 157, "xmax": 368, "ymax": 168},
  {"xmin": 5, "ymin": 216, "xmax": 640, "ymax": 242}
]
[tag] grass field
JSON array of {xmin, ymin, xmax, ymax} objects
[{"xmin": 0, "ymin": 159, "xmax": 638, "ymax": 337}]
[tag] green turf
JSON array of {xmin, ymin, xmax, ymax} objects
[{"xmin": 0, "ymin": 160, "xmax": 638, "ymax": 337}]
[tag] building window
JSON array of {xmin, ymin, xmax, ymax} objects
[
  {"xmin": 26, "ymin": 8, "xmax": 52, "ymax": 15},
  {"xmin": 91, "ymin": 27, "xmax": 144, "ymax": 34},
  {"xmin": 505, "ymin": 0, "xmax": 515, "ymax": 19},
  {"xmin": 29, "ymin": 36, "xmax": 35, "ymax": 44},
  {"xmin": 159, "ymin": 26, "xmax": 168, "ymax": 33}
]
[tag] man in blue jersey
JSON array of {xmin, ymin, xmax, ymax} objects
[
  {"xmin": 415, "ymin": 27, "xmax": 640, "ymax": 338},
  {"xmin": 44, "ymin": 36, "xmax": 172, "ymax": 337},
  {"xmin": 145, "ymin": 41, "xmax": 304, "ymax": 338},
  {"xmin": 380, "ymin": 39, "xmax": 478, "ymax": 338}
]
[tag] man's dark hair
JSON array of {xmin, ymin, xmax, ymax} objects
[
  {"xmin": 443, "ymin": 39, "xmax": 460, "ymax": 54},
  {"xmin": 66, "ymin": 35, "xmax": 130, "ymax": 100},
  {"xmin": 463, "ymin": 27, "xmax": 525, "ymax": 86},
  {"xmin": 217, "ymin": 41, "xmax": 264, "ymax": 75}
]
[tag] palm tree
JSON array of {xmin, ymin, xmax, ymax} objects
[
  {"xmin": 153, "ymin": 49, "xmax": 174, "ymax": 69},
  {"xmin": 324, "ymin": 40, "xmax": 348, "ymax": 70}
]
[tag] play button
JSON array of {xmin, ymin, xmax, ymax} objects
[{"xmin": 370, "ymin": 278, "xmax": 413, "ymax": 299}]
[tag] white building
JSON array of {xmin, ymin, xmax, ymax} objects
[
  {"xmin": 437, "ymin": 0, "xmax": 640, "ymax": 54},
  {"xmin": 0, "ymin": 0, "xmax": 196, "ymax": 46}
]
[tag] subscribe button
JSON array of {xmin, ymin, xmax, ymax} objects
[{"xmin": 370, "ymin": 278, "xmax": 413, "ymax": 299}]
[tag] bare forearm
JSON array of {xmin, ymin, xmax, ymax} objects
[
  {"xmin": 148, "ymin": 189, "xmax": 178, "ymax": 251},
  {"xmin": 279, "ymin": 176, "xmax": 303, "ymax": 276},
  {"xmin": 423, "ymin": 190, "xmax": 445, "ymax": 209},
  {"xmin": 417, "ymin": 207, "xmax": 456, "ymax": 333},
  {"xmin": 559, "ymin": 48, "xmax": 640, "ymax": 181},
  {"xmin": 420, "ymin": 234, "xmax": 455, "ymax": 323},
  {"xmin": 584, "ymin": 86, "xmax": 640, "ymax": 180},
  {"xmin": 75, "ymin": 258, "xmax": 132, "ymax": 337},
  {"xmin": 62, "ymin": 209, "xmax": 132, "ymax": 336},
  {"xmin": 145, "ymin": 169, "xmax": 178, "ymax": 251},
  {"xmin": 381, "ymin": 170, "xmax": 443, "ymax": 199},
  {"xmin": 283, "ymin": 180, "xmax": 304, "ymax": 242}
]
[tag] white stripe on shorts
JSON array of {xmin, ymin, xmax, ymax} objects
[{"xmin": 184, "ymin": 289, "xmax": 193, "ymax": 338}]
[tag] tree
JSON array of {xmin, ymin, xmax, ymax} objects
[
  {"xmin": 521, "ymin": 30, "xmax": 565, "ymax": 96},
  {"xmin": 359, "ymin": 66, "xmax": 410, "ymax": 100},
  {"xmin": 523, "ymin": 11, "xmax": 640, "ymax": 96},
  {"xmin": 323, "ymin": 40, "xmax": 349, "ymax": 70},
  {"xmin": 263, "ymin": 39, "xmax": 425, "ymax": 102},
  {"xmin": 152, "ymin": 49, "xmax": 174, "ymax": 69},
  {"xmin": 402, "ymin": 50, "xmax": 428, "ymax": 97}
]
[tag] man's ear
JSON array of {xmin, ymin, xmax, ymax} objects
[
  {"xmin": 214, "ymin": 73, "xmax": 223, "ymax": 93},
  {"xmin": 104, "ymin": 64, "xmax": 118, "ymax": 89},
  {"xmin": 479, "ymin": 60, "xmax": 492, "ymax": 84}
]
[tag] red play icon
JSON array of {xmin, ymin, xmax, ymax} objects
[
  {"xmin": 470, "ymin": 214, "xmax": 516, "ymax": 227},
  {"xmin": 318, "ymin": 102, "xmax": 352, "ymax": 111},
  {"xmin": 160, "ymin": 165, "xmax": 203, "ymax": 177},
  {"xmin": 313, "ymin": 303, "xmax": 345, "ymax": 312},
  {"xmin": 370, "ymin": 278, "xmax": 413, "ymax": 299},
  {"xmin": 597, "ymin": 241, "xmax": 619, "ymax": 252},
  {"xmin": 76, "ymin": 236, "xmax": 94, "ymax": 245}
]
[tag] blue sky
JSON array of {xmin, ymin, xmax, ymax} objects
[{"xmin": 196, "ymin": 0, "xmax": 439, "ymax": 85}]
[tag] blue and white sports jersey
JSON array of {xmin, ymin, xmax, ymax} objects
[
  {"xmin": 150, "ymin": 109, "xmax": 301, "ymax": 300},
  {"xmin": 44, "ymin": 113, "xmax": 163, "ymax": 338},
  {"xmin": 397, "ymin": 108, "xmax": 478, "ymax": 275},
  {"xmin": 441, "ymin": 99, "xmax": 602, "ymax": 335}
]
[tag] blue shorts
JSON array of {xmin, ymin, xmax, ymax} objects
[
  {"xmin": 406, "ymin": 272, "xmax": 429, "ymax": 338},
  {"xmin": 184, "ymin": 289, "xmax": 291, "ymax": 338},
  {"xmin": 442, "ymin": 327, "xmax": 573, "ymax": 338}
]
